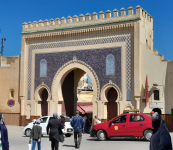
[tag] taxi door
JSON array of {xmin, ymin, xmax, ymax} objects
[
  {"xmin": 108, "ymin": 115, "xmax": 127, "ymax": 136},
  {"xmin": 126, "ymin": 114, "xmax": 146, "ymax": 136}
]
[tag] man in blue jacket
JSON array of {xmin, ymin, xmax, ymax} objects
[
  {"xmin": 150, "ymin": 108, "xmax": 172, "ymax": 150},
  {"xmin": 71, "ymin": 111, "xmax": 84, "ymax": 149}
]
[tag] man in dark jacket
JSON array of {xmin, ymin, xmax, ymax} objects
[
  {"xmin": 150, "ymin": 108, "xmax": 172, "ymax": 150},
  {"xmin": 0, "ymin": 114, "xmax": 9, "ymax": 150},
  {"xmin": 30, "ymin": 119, "xmax": 42, "ymax": 150},
  {"xmin": 71, "ymin": 111, "xmax": 84, "ymax": 149},
  {"xmin": 47, "ymin": 113, "xmax": 65, "ymax": 150}
]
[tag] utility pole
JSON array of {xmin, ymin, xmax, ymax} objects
[{"xmin": 1, "ymin": 38, "xmax": 6, "ymax": 56}]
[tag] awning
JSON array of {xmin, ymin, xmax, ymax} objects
[
  {"xmin": 79, "ymin": 105, "xmax": 93, "ymax": 113},
  {"xmin": 77, "ymin": 106, "xmax": 85, "ymax": 114}
]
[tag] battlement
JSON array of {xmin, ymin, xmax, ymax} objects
[{"xmin": 22, "ymin": 5, "xmax": 153, "ymax": 33}]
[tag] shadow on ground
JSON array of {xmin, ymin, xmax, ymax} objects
[
  {"xmin": 87, "ymin": 137, "xmax": 149, "ymax": 142},
  {"xmin": 62, "ymin": 145, "xmax": 75, "ymax": 147}
]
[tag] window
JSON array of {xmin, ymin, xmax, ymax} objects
[
  {"xmin": 9, "ymin": 89, "xmax": 14, "ymax": 99},
  {"xmin": 106, "ymin": 54, "xmax": 115, "ymax": 75},
  {"xmin": 41, "ymin": 117, "xmax": 48, "ymax": 123},
  {"xmin": 40, "ymin": 59, "xmax": 47, "ymax": 77},
  {"xmin": 27, "ymin": 90, "xmax": 31, "ymax": 100},
  {"xmin": 126, "ymin": 89, "xmax": 131, "ymax": 101},
  {"xmin": 112, "ymin": 115, "xmax": 127, "ymax": 123},
  {"xmin": 129, "ymin": 115, "xmax": 145, "ymax": 122},
  {"xmin": 154, "ymin": 90, "xmax": 159, "ymax": 100}
]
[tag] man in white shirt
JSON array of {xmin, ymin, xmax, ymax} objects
[{"xmin": 96, "ymin": 117, "xmax": 101, "ymax": 124}]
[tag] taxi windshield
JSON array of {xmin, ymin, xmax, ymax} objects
[{"xmin": 112, "ymin": 115, "xmax": 127, "ymax": 123}]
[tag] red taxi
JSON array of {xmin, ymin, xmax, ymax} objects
[{"xmin": 90, "ymin": 110, "xmax": 153, "ymax": 141}]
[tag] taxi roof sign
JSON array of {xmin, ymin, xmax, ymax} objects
[{"xmin": 123, "ymin": 109, "xmax": 139, "ymax": 114}]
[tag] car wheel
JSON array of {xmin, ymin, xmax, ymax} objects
[
  {"xmin": 97, "ymin": 130, "xmax": 106, "ymax": 141},
  {"xmin": 144, "ymin": 130, "xmax": 153, "ymax": 141},
  {"xmin": 25, "ymin": 129, "xmax": 31, "ymax": 137},
  {"xmin": 65, "ymin": 134, "xmax": 71, "ymax": 137}
]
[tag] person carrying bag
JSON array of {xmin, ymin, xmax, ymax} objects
[
  {"xmin": 28, "ymin": 139, "xmax": 32, "ymax": 150},
  {"xmin": 30, "ymin": 119, "xmax": 42, "ymax": 150},
  {"xmin": 47, "ymin": 113, "xmax": 65, "ymax": 150}
]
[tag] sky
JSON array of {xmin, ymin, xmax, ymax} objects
[{"xmin": 0, "ymin": 0, "xmax": 173, "ymax": 65}]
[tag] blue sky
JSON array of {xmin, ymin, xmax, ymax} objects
[{"xmin": 0, "ymin": 0, "xmax": 172, "ymax": 63}]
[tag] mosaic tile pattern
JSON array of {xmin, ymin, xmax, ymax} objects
[
  {"xmin": 27, "ymin": 35, "xmax": 132, "ymax": 100},
  {"xmin": 35, "ymin": 47, "xmax": 121, "ymax": 98}
]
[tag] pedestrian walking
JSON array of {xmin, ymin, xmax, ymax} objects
[
  {"xmin": 82, "ymin": 115, "xmax": 87, "ymax": 133},
  {"xmin": 150, "ymin": 108, "xmax": 172, "ymax": 150},
  {"xmin": 94, "ymin": 116, "xmax": 98, "ymax": 125},
  {"xmin": 85, "ymin": 117, "xmax": 91, "ymax": 133},
  {"xmin": 47, "ymin": 113, "xmax": 65, "ymax": 150},
  {"xmin": 71, "ymin": 111, "xmax": 84, "ymax": 149},
  {"xmin": 0, "ymin": 113, "xmax": 4, "ymax": 124},
  {"xmin": 96, "ymin": 117, "xmax": 101, "ymax": 124},
  {"xmin": 0, "ymin": 113, "xmax": 9, "ymax": 150},
  {"xmin": 30, "ymin": 119, "xmax": 42, "ymax": 150}
]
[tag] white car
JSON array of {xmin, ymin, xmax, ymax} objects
[{"xmin": 24, "ymin": 116, "xmax": 73, "ymax": 137}]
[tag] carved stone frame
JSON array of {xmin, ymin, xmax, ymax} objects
[{"xmin": 51, "ymin": 59, "xmax": 100, "ymax": 102}]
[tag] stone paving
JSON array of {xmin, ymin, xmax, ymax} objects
[{"xmin": 6, "ymin": 125, "xmax": 173, "ymax": 150}]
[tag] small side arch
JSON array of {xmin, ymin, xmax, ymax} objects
[
  {"xmin": 35, "ymin": 83, "xmax": 51, "ymax": 101},
  {"xmin": 101, "ymin": 81, "xmax": 121, "ymax": 102}
]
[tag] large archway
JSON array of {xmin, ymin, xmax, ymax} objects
[
  {"xmin": 51, "ymin": 60, "xmax": 100, "ymax": 118},
  {"xmin": 107, "ymin": 88, "xmax": 118, "ymax": 121},
  {"xmin": 61, "ymin": 69, "xmax": 87, "ymax": 117}
]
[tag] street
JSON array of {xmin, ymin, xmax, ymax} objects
[{"xmin": 7, "ymin": 125, "xmax": 153, "ymax": 150}]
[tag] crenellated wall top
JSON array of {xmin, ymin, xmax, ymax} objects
[{"xmin": 22, "ymin": 5, "xmax": 153, "ymax": 34}]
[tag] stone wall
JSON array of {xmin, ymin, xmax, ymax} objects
[{"xmin": 0, "ymin": 55, "xmax": 21, "ymax": 114}]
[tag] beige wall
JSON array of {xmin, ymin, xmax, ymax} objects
[
  {"xmin": 0, "ymin": 55, "xmax": 21, "ymax": 113},
  {"xmin": 165, "ymin": 61, "xmax": 173, "ymax": 114},
  {"xmin": 140, "ymin": 45, "xmax": 167, "ymax": 114}
]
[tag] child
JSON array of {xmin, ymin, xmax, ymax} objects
[{"xmin": 30, "ymin": 119, "xmax": 42, "ymax": 150}]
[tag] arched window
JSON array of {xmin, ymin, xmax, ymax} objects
[
  {"xmin": 27, "ymin": 90, "xmax": 31, "ymax": 100},
  {"xmin": 9, "ymin": 89, "xmax": 14, "ymax": 99},
  {"xmin": 40, "ymin": 59, "xmax": 47, "ymax": 77},
  {"xmin": 126, "ymin": 89, "xmax": 131, "ymax": 101},
  {"xmin": 154, "ymin": 90, "xmax": 159, "ymax": 100},
  {"xmin": 106, "ymin": 54, "xmax": 115, "ymax": 75}
]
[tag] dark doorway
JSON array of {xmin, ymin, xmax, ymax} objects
[
  {"xmin": 41, "ymin": 89, "xmax": 48, "ymax": 116},
  {"xmin": 62, "ymin": 71, "xmax": 75, "ymax": 117},
  {"xmin": 107, "ymin": 88, "xmax": 118, "ymax": 121}
]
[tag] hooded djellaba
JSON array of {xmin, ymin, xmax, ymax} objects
[
  {"xmin": 0, "ymin": 113, "xmax": 9, "ymax": 150},
  {"xmin": 47, "ymin": 113, "xmax": 65, "ymax": 150},
  {"xmin": 150, "ymin": 108, "xmax": 172, "ymax": 150}
]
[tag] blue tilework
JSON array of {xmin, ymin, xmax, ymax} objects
[
  {"xmin": 27, "ymin": 35, "xmax": 132, "ymax": 101},
  {"xmin": 35, "ymin": 47, "xmax": 121, "ymax": 99}
]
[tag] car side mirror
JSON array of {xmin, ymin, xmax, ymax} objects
[{"xmin": 109, "ymin": 121, "xmax": 112, "ymax": 127}]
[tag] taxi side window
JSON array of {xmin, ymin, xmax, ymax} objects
[
  {"xmin": 112, "ymin": 115, "xmax": 127, "ymax": 123},
  {"xmin": 129, "ymin": 115, "xmax": 145, "ymax": 122}
]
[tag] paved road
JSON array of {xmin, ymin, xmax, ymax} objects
[{"xmin": 6, "ymin": 125, "xmax": 171, "ymax": 150}]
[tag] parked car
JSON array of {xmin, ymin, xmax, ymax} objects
[
  {"xmin": 90, "ymin": 112, "xmax": 153, "ymax": 141},
  {"xmin": 24, "ymin": 116, "xmax": 73, "ymax": 137}
]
